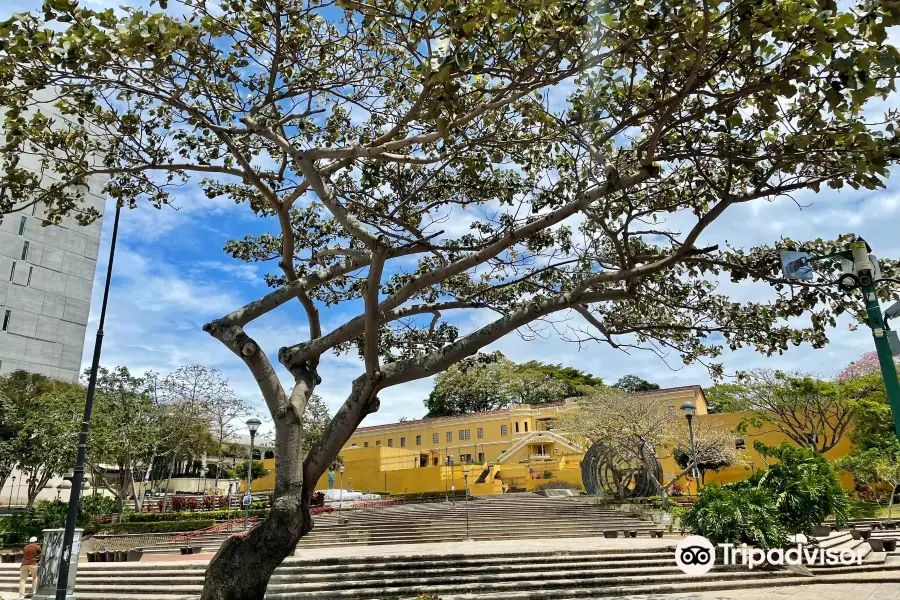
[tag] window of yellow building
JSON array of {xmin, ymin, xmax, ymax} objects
[
  {"xmin": 364, "ymin": 442, "xmax": 369, "ymax": 447},
  {"xmin": 400, "ymin": 437, "xmax": 406, "ymax": 447},
  {"xmin": 416, "ymin": 435, "xmax": 422, "ymax": 445},
  {"xmin": 501, "ymin": 425, "xmax": 508, "ymax": 436},
  {"xmin": 376, "ymin": 440, "xmax": 381, "ymax": 446},
  {"xmin": 515, "ymin": 422, "xmax": 519, "ymax": 433},
  {"xmin": 446, "ymin": 431, "xmax": 452, "ymax": 442},
  {"xmin": 388, "ymin": 439, "xmax": 393, "ymax": 447},
  {"xmin": 432, "ymin": 433, "xmax": 439, "ymax": 444},
  {"xmin": 524, "ymin": 422, "xmax": 529, "ymax": 432},
  {"xmin": 477, "ymin": 428, "xmax": 483, "ymax": 439}
]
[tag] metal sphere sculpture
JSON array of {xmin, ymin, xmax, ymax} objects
[{"xmin": 580, "ymin": 439, "xmax": 662, "ymax": 498}]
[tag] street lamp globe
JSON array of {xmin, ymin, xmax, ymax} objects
[
  {"xmin": 339, "ymin": 466, "xmax": 345, "ymax": 474},
  {"xmin": 680, "ymin": 400, "xmax": 697, "ymax": 418},
  {"xmin": 246, "ymin": 418, "xmax": 262, "ymax": 435},
  {"xmin": 462, "ymin": 468, "xmax": 470, "ymax": 478}
]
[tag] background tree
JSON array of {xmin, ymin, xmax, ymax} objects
[
  {"xmin": 838, "ymin": 442, "xmax": 900, "ymax": 517},
  {"xmin": 425, "ymin": 352, "xmax": 602, "ymax": 416},
  {"xmin": 612, "ymin": 375, "xmax": 660, "ymax": 393},
  {"xmin": 672, "ymin": 419, "xmax": 743, "ymax": 484},
  {"xmin": 3, "ymin": 0, "xmax": 900, "ymax": 597},
  {"xmin": 560, "ymin": 388, "xmax": 741, "ymax": 499},
  {"xmin": 204, "ymin": 374, "xmax": 250, "ymax": 490},
  {"xmin": 708, "ymin": 370, "xmax": 853, "ymax": 453},
  {"xmin": 89, "ymin": 367, "xmax": 162, "ymax": 518},
  {"xmin": 0, "ymin": 379, "xmax": 18, "ymax": 494},
  {"xmin": 10, "ymin": 376, "xmax": 84, "ymax": 508}
]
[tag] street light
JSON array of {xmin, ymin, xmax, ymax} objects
[
  {"xmin": 8, "ymin": 476, "xmax": 15, "ymax": 510},
  {"xmin": 56, "ymin": 481, "xmax": 72, "ymax": 502},
  {"xmin": 462, "ymin": 467, "xmax": 471, "ymax": 540},
  {"xmin": 339, "ymin": 466, "xmax": 345, "ymax": 521},
  {"xmin": 244, "ymin": 417, "xmax": 262, "ymax": 531},
  {"xmin": 56, "ymin": 202, "xmax": 123, "ymax": 600},
  {"xmin": 680, "ymin": 401, "xmax": 700, "ymax": 491}
]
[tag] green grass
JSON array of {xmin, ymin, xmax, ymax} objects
[{"xmin": 845, "ymin": 501, "xmax": 896, "ymax": 519}]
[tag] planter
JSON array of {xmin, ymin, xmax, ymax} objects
[
  {"xmin": 883, "ymin": 539, "xmax": 898, "ymax": 552},
  {"xmin": 628, "ymin": 530, "xmax": 638, "ymax": 538},
  {"xmin": 603, "ymin": 530, "xmax": 619, "ymax": 539},
  {"xmin": 868, "ymin": 539, "xmax": 884, "ymax": 552},
  {"xmin": 813, "ymin": 525, "xmax": 833, "ymax": 537},
  {"xmin": 873, "ymin": 522, "xmax": 884, "ymax": 530},
  {"xmin": 127, "ymin": 549, "xmax": 144, "ymax": 562},
  {"xmin": 180, "ymin": 547, "xmax": 190, "ymax": 555},
  {"xmin": 86, "ymin": 552, "xmax": 97, "ymax": 563},
  {"xmin": 96, "ymin": 551, "xmax": 106, "ymax": 562},
  {"xmin": 886, "ymin": 522, "xmax": 899, "ymax": 530},
  {"xmin": 850, "ymin": 529, "xmax": 863, "ymax": 540},
  {"xmin": 650, "ymin": 530, "xmax": 664, "ymax": 538}
]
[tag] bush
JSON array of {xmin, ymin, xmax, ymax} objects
[
  {"xmin": 400, "ymin": 490, "xmax": 472, "ymax": 502},
  {"xmin": 125, "ymin": 509, "xmax": 268, "ymax": 523},
  {"xmin": 543, "ymin": 470, "xmax": 553, "ymax": 479},
  {"xmin": 753, "ymin": 442, "xmax": 850, "ymax": 535},
  {"xmin": 682, "ymin": 483, "xmax": 789, "ymax": 549},
  {"xmin": 92, "ymin": 519, "xmax": 215, "ymax": 535},
  {"xmin": 534, "ymin": 480, "xmax": 581, "ymax": 491},
  {"xmin": 80, "ymin": 495, "xmax": 119, "ymax": 521}
]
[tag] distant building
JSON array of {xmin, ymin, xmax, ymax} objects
[{"xmin": 0, "ymin": 91, "xmax": 108, "ymax": 382}]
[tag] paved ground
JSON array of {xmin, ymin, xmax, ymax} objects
[
  {"xmin": 141, "ymin": 533, "xmax": 679, "ymax": 561},
  {"xmin": 622, "ymin": 582, "xmax": 900, "ymax": 599}
]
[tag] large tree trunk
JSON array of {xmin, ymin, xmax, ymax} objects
[
  {"xmin": 161, "ymin": 449, "xmax": 182, "ymax": 513},
  {"xmin": 201, "ymin": 492, "xmax": 313, "ymax": 600}
]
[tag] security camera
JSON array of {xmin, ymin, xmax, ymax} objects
[{"xmin": 886, "ymin": 301, "xmax": 900, "ymax": 320}]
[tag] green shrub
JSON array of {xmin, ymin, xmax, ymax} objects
[
  {"xmin": 92, "ymin": 519, "xmax": 215, "ymax": 535},
  {"xmin": 753, "ymin": 442, "xmax": 850, "ymax": 535},
  {"xmin": 542, "ymin": 471, "xmax": 553, "ymax": 479},
  {"xmin": 125, "ymin": 509, "xmax": 268, "ymax": 523},
  {"xmin": 80, "ymin": 495, "xmax": 119, "ymax": 521},
  {"xmin": 534, "ymin": 480, "xmax": 582, "ymax": 491},
  {"xmin": 682, "ymin": 482, "xmax": 789, "ymax": 549}
]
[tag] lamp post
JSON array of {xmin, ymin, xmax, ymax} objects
[
  {"xmin": 680, "ymin": 401, "xmax": 700, "ymax": 490},
  {"xmin": 339, "ymin": 466, "xmax": 345, "ymax": 520},
  {"xmin": 244, "ymin": 418, "xmax": 261, "ymax": 531},
  {"xmin": 8, "ymin": 476, "xmax": 15, "ymax": 510},
  {"xmin": 56, "ymin": 202, "xmax": 122, "ymax": 600},
  {"xmin": 462, "ymin": 467, "xmax": 471, "ymax": 540}
]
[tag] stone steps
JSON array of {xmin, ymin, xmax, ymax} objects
[{"xmin": 3, "ymin": 547, "xmax": 900, "ymax": 600}]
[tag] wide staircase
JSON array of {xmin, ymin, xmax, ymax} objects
[
  {"xmin": 2, "ymin": 533, "xmax": 899, "ymax": 600},
  {"xmin": 140, "ymin": 493, "xmax": 659, "ymax": 555}
]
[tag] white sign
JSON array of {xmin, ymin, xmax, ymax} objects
[{"xmin": 242, "ymin": 494, "xmax": 252, "ymax": 507}]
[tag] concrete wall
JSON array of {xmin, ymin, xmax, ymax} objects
[{"xmin": 0, "ymin": 91, "xmax": 107, "ymax": 382}]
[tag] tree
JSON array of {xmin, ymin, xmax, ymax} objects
[
  {"xmin": 225, "ymin": 461, "xmax": 270, "ymax": 482},
  {"xmin": 612, "ymin": 375, "xmax": 660, "ymax": 393},
  {"xmin": 0, "ymin": 382, "xmax": 18, "ymax": 494},
  {"xmin": 838, "ymin": 442, "xmax": 900, "ymax": 518},
  {"xmin": 560, "ymin": 388, "xmax": 741, "ymax": 499},
  {"xmin": 155, "ymin": 365, "xmax": 226, "ymax": 508},
  {"xmin": 838, "ymin": 351, "xmax": 885, "ymax": 382},
  {"xmin": 709, "ymin": 370, "xmax": 853, "ymax": 453},
  {"xmin": 89, "ymin": 367, "xmax": 164, "ymax": 518},
  {"xmin": 424, "ymin": 352, "xmax": 601, "ymax": 416},
  {"xmin": 204, "ymin": 373, "xmax": 251, "ymax": 490},
  {"xmin": 6, "ymin": 375, "xmax": 84, "ymax": 508},
  {"xmin": 672, "ymin": 419, "xmax": 742, "ymax": 484},
  {"xmin": 3, "ymin": 0, "xmax": 900, "ymax": 596}
]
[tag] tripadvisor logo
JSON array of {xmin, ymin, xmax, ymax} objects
[{"xmin": 675, "ymin": 535, "xmax": 863, "ymax": 575}]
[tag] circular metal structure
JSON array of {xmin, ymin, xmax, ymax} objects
[{"xmin": 581, "ymin": 439, "xmax": 662, "ymax": 499}]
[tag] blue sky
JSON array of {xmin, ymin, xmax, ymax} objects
[{"xmin": 5, "ymin": 0, "xmax": 900, "ymax": 429}]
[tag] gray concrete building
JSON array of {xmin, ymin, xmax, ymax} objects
[{"xmin": 0, "ymin": 98, "xmax": 108, "ymax": 381}]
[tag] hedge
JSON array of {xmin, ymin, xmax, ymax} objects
[
  {"xmin": 92, "ymin": 520, "xmax": 215, "ymax": 535},
  {"xmin": 125, "ymin": 509, "xmax": 268, "ymax": 523},
  {"xmin": 399, "ymin": 490, "xmax": 474, "ymax": 502}
]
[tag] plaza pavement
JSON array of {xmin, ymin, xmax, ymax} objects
[{"xmin": 623, "ymin": 582, "xmax": 900, "ymax": 599}]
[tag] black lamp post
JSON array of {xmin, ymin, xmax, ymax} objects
[
  {"xmin": 8, "ymin": 476, "xmax": 15, "ymax": 510},
  {"xmin": 462, "ymin": 467, "xmax": 471, "ymax": 540},
  {"xmin": 244, "ymin": 418, "xmax": 261, "ymax": 531},
  {"xmin": 339, "ymin": 466, "xmax": 345, "ymax": 521},
  {"xmin": 55, "ymin": 202, "xmax": 122, "ymax": 600},
  {"xmin": 680, "ymin": 401, "xmax": 700, "ymax": 491}
]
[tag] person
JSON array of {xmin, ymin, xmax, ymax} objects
[{"xmin": 19, "ymin": 536, "xmax": 40, "ymax": 598}]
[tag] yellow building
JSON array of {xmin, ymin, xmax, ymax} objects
[{"xmin": 248, "ymin": 384, "xmax": 857, "ymax": 496}]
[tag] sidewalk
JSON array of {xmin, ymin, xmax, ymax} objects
[
  {"xmin": 138, "ymin": 534, "xmax": 677, "ymax": 562},
  {"xmin": 628, "ymin": 582, "xmax": 900, "ymax": 599}
]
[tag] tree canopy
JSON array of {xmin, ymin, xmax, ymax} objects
[
  {"xmin": 2, "ymin": 0, "xmax": 900, "ymax": 596},
  {"xmin": 424, "ymin": 352, "xmax": 603, "ymax": 416},
  {"xmin": 611, "ymin": 374, "xmax": 660, "ymax": 393}
]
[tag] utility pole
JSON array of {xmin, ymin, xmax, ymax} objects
[{"xmin": 850, "ymin": 240, "xmax": 900, "ymax": 438}]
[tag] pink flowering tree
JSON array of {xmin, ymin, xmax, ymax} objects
[{"xmin": 839, "ymin": 352, "xmax": 884, "ymax": 382}]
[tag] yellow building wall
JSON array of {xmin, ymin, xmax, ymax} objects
[{"xmin": 243, "ymin": 387, "xmax": 866, "ymax": 496}]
